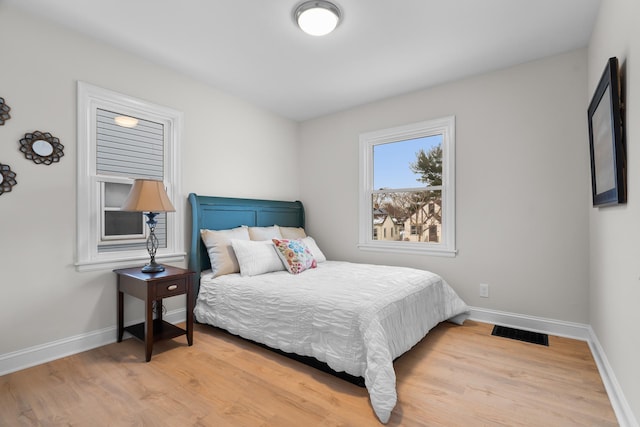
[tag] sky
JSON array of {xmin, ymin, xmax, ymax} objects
[{"xmin": 373, "ymin": 135, "xmax": 442, "ymax": 189}]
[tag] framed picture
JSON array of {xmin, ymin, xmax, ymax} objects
[{"xmin": 587, "ymin": 57, "xmax": 625, "ymax": 206}]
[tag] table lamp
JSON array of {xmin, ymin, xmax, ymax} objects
[{"xmin": 121, "ymin": 179, "xmax": 175, "ymax": 273}]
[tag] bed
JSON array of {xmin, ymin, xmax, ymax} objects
[{"xmin": 188, "ymin": 194, "xmax": 469, "ymax": 423}]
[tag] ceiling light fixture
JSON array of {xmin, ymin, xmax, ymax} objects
[{"xmin": 294, "ymin": 1, "xmax": 341, "ymax": 36}]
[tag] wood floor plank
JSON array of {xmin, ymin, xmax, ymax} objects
[{"xmin": 0, "ymin": 320, "xmax": 617, "ymax": 426}]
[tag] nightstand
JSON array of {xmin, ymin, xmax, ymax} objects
[{"xmin": 114, "ymin": 265, "xmax": 194, "ymax": 361}]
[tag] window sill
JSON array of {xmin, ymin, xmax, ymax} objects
[
  {"xmin": 75, "ymin": 252, "xmax": 186, "ymax": 272},
  {"xmin": 357, "ymin": 242, "xmax": 457, "ymax": 257}
]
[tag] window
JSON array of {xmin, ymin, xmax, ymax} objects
[
  {"xmin": 76, "ymin": 82, "xmax": 185, "ymax": 271},
  {"xmin": 358, "ymin": 116, "xmax": 456, "ymax": 256},
  {"xmin": 101, "ymin": 182, "xmax": 145, "ymax": 243}
]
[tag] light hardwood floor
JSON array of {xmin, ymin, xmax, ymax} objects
[{"xmin": 1, "ymin": 320, "xmax": 617, "ymax": 426}]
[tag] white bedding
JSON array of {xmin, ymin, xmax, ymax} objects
[{"xmin": 194, "ymin": 260, "xmax": 468, "ymax": 423}]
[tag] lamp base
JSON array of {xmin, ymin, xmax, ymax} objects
[{"xmin": 141, "ymin": 262, "xmax": 165, "ymax": 273}]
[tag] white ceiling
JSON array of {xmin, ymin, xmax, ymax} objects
[{"xmin": 6, "ymin": 0, "xmax": 601, "ymax": 121}]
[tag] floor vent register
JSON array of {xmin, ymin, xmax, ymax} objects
[{"xmin": 491, "ymin": 325, "xmax": 549, "ymax": 346}]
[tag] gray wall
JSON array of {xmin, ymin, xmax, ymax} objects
[
  {"xmin": 299, "ymin": 49, "xmax": 590, "ymax": 323},
  {"xmin": 588, "ymin": 0, "xmax": 640, "ymax": 420},
  {"xmin": 0, "ymin": 4, "xmax": 299, "ymax": 355}
]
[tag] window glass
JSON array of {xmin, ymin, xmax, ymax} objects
[
  {"xmin": 95, "ymin": 111, "xmax": 166, "ymax": 251},
  {"xmin": 373, "ymin": 135, "xmax": 441, "ymax": 189},
  {"xmin": 104, "ymin": 211, "xmax": 143, "ymax": 236},
  {"xmin": 104, "ymin": 182, "xmax": 133, "ymax": 207},
  {"xmin": 102, "ymin": 182, "xmax": 144, "ymax": 239}
]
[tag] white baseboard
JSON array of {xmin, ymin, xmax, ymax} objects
[
  {"xmin": 587, "ymin": 326, "xmax": 639, "ymax": 427},
  {"xmin": 0, "ymin": 308, "xmax": 186, "ymax": 377},
  {"xmin": 468, "ymin": 306, "xmax": 638, "ymax": 427},
  {"xmin": 468, "ymin": 306, "xmax": 591, "ymax": 340}
]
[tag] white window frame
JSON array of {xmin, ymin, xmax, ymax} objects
[
  {"xmin": 75, "ymin": 82, "xmax": 185, "ymax": 272},
  {"xmin": 358, "ymin": 116, "xmax": 456, "ymax": 256},
  {"xmin": 99, "ymin": 179, "xmax": 148, "ymax": 244}
]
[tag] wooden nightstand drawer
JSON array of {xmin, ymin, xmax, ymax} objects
[{"xmin": 155, "ymin": 278, "xmax": 187, "ymax": 298}]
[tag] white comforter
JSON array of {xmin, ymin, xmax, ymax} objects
[{"xmin": 194, "ymin": 261, "xmax": 468, "ymax": 423}]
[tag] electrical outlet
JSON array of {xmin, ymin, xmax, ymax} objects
[{"xmin": 479, "ymin": 283, "xmax": 489, "ymax": 298}]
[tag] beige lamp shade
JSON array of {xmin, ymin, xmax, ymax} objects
[{"xmin": 121, "ymin": 179, "xmax": 176, "ymax": 212}]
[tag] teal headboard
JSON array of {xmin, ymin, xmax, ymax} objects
[{"xmin": 188, "ymin": 193, "xmax": 305, "ymax": 298}]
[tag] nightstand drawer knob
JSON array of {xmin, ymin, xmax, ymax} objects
[{"xmin": 167, "ymin": 284, "xmax": 178, "ymax": 291}]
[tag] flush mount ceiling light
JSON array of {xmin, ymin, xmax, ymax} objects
[{"xmin": 294, "ymin": 0, "xmax": 341, "ymax": 36}]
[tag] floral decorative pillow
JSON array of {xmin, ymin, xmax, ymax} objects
[{"xmin": 272, "ymin": 238, "xmax": 317, "ymax": 274}]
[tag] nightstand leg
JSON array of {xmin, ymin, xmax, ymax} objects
[
  {"xmin": 186, "ymin": 282, "xmax": 194, "ymax": 346},
  {"xmin": 145, "ymin": 297, "xmax": 153, "ymax": 362},
  {"xmin": 117, "ymin": 290, "xmax": 124, "ymax": 342}
]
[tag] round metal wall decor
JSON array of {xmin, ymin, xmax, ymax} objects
[
  {"xmin": 0, "ymin": 97, "xmax": 10, "ymax": 125},
  {"xmin": 0, "ymin": 163, "xmax": 17, "ymax": 195},
  {"xmin": 19, "ymin": 131, "xmax": 64, "ymax": 165}
]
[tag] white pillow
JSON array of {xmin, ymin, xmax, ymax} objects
[
  {"xmin": 200, "ymin": 226, "xmax": 250, "ymax": 277},
  {"xmin": 302, "ymin": 236, "xmax": 327, "ymax": 263},
  {"xmin": 231, "ymin": 239, "xmax": 285, "ymax": 276},
  {"xmin": 279, "ymin": 226, "xmax": 307, "ymax": 239},
  {"xmin": 248, "ymin": 225, "xmax": 283, "ymax": 241}
]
